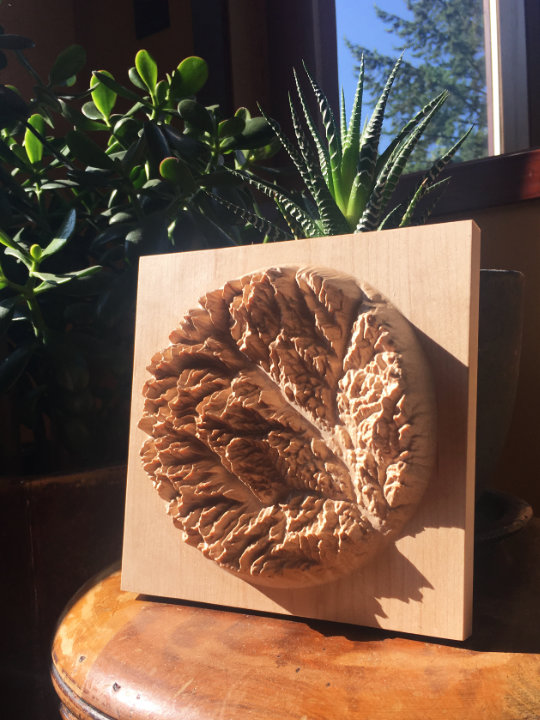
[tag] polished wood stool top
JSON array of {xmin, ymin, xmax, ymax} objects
[{"xmin": 51, "ymin": 518, "xmax": 540, "ymax": 720}]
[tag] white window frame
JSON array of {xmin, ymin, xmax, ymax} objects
[{"xmin": 484, "ymin": 0, "xmax": 529, "ymax": 155}]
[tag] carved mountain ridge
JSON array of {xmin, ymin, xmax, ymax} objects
[{"xmin": 139, "ymin": 266, "xmax": 436, "ymax": 587}]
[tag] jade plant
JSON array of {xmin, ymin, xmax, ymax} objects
[
  {"xmin": 227, "ymin": 56, "xmax": 471, "ymax": 239},
  {"xmin": 0, "ymin": 30, "xmax": 276, "ymax": 472}
]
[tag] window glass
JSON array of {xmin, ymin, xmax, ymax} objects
[{"xmin": 336, "ymin": 0, "xmax": 489, "ymax": 170}]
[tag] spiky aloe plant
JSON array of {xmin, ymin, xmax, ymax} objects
[{"xmin": 225, "ymin": 56, "xmax": 471, "ymax": 239}]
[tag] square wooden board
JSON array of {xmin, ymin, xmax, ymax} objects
[{"xmin": 122, "ymin": 220, "xmax": 480, "ymax": 641}]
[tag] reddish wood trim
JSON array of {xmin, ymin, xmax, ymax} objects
[{"xmin": 396, "ymin": 149, "xmax": 540, "ymax": 216}]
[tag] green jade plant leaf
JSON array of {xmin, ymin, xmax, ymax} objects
[{"xmin": 230, "ymin": 55, "xmax": 471, "ymax": 238}]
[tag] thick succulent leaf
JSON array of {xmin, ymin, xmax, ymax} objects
[
  {"xmin": 128, "ymin": 65, "xmax": 147, "ymax": 91},
  {"xmin": 159, "ymin": 156, "xmax": 196, "ymax": 193},
  {"xmin": 66, "ymin": 130, "xmax": 115, "ymax": 170},
  {"xmin": 24, "ymin": 113, "xmax": 45, "ymax": 165},
  {"xmin": 218, "ymin": 116, "xmax": 245, "ymax": 139},
  {"xmin": 90, "ymin": 70, "xmax": 117, "ymax": 120},
  {"xmin": 41, "ymin": 209, "xmax": 77, "ymax": 260},
  {"xmin": 170, "ymin": 56, "xmax": 209, "ymax": 99},
  {"xmin": 0, "ymin": 135, "xmax": 30, "ymax": 172},
  {"xmin": 135, "ymin": 49, "xmax": 158, "ymax": 94},
  {"xmin": 178, "ymin": 99, "xmax": 214, "ymax": 134},
  {"xmin": 34, "ymin": 266, "xmax": 102, "ymax": 294},
  {"xmin": 143, "ymin": 122, "xmax": 170, "ymax": 174},
  {"xmin": 92, "ymin": 71, "xmax": 142, "ymax": 103},
  {"xmin": 81, "ymin": 101, "xmax": 103, "ymax": 120},
  {"xmin": 49, "ymin": 44, "xmax": 86, "ymax": 85}
]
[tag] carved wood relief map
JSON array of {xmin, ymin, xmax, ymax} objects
[
  {"xmin": 139, "ymin": 266, "xmax": 436, "ymax": 588},
  {"xmin": 122, "ymin": 225, "xmax": 479, "ymax": 640}
]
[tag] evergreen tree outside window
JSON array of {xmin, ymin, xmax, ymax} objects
[{"xmin": 337, "ymin": 0, "xmax": 488, "ymax": 171}]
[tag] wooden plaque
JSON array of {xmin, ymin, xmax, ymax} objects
[{"xmin": 122, "ymin": 220, "xmax": 480, "ymax": 641}]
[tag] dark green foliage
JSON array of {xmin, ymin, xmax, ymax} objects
[
  {"xmin": 346, "ymin": 0, "xmax": 487, "ymax": 171},
  {"xmin": 0, "ymin": 31, "xmax": 277, "ymax": 473}
]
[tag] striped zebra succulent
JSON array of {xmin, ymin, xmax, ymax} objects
[{"xmin": 227, "ymin": 56, "xmax": 471, "ymax": 239}]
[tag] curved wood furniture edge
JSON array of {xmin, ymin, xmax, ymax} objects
[
  {"xmin": 51, "ymin": 664, "xmax": 114, "ymax": 720},
  {"xmin": 51, "ymin": 517, "xmax": 540, "ymax": 720}
]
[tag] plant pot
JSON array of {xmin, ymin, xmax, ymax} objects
[
  {"xmin": 476, "ymin": 269, "xmax": 525, "ymax": 496},
  {"xmin": 0, "ymin": 465, "xmax": 126, "ymax": 719},
  {"xmin": 475, "ymin": 269, "xmax": 526, "ymax": 535}
]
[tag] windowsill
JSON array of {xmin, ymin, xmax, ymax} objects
[{"xmin": 397, "ymin": 147, "xmax": 540, "ymax": 217}]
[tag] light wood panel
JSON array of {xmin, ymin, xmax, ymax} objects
[{"xmin": 122, "ymin": 220, "xmax": 480, "ymax": 640}]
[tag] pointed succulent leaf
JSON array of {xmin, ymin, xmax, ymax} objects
[
  {"xmin": 135, "ymin": 49, "xmax": 158, "ymax": 94},
  {"xmin": 49, "ymin": 44, "xmax": 86, "ymax": 85},
  {"xmin": 24, "ymin": 113, "xmax": 45, "ymax": 164},
  {"xmin": 358, "ymin": 98, "xmax": 447, "ymax": 232},
  {"xmin": 292, "ymin": 69, "xmax": 331, "ymax": 188},
  {"xmin": 257, "ymin": 105, "xmax": 316, "ymax": 202},
  {"xmin": 302, "ymin": 63, "xmax": 342, "ymax": 181},
  {"xmin": 341, "ymin": 55, "xmax": 364, "ymax": 191},
  {"xmin": 228, "ymin": 168, "xmax": 320, "ymax": 238},
  {"xmin": 288, "ymin": 92, "xmax": 321, "ymax": 192},
  {"xmin": 399, "ymin": 128, "xmax": 472, "ymax": 227},
  {"xmin": 340, "ymin": 88, "xmax": 347, "ymax": 144},
  {"xmin": 91, "ymin": 70, "xmax": 117, "ymax": 120},
  {"xmin": 274, "ymin": 194, "xmax": 320, "ymax": 238},
  {"xmin": 375, "ymin": 91, "xmax": 448, "ymax": 178},
  {"xmin": 357, "ymin": 55, "xmax": 402, "ymax": 192},
  {"xmin": 206, "ymin": 190, "xmax": 289, "ymax": 242}
]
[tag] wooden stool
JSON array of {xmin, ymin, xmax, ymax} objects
[{"xmin": 51, "ymin": 518, "xmax": 540, "ymax": 719}]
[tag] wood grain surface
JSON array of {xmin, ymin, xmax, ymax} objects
[
  {"xmin": 122, "ymin": 221, "xmax": 480, "ymax": 640},
  {"xmin": 52, "ymin": 518, "xmax": 540, "ymax": 720}
]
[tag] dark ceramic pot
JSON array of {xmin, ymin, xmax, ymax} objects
[{"xmin": 476, "ymin": 269, "xmax": 525, "ymax": 498}]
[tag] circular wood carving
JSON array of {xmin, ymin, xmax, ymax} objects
[{"xmin": 139, "ymin": 266, "xmax": 436, "ymax": 588}]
